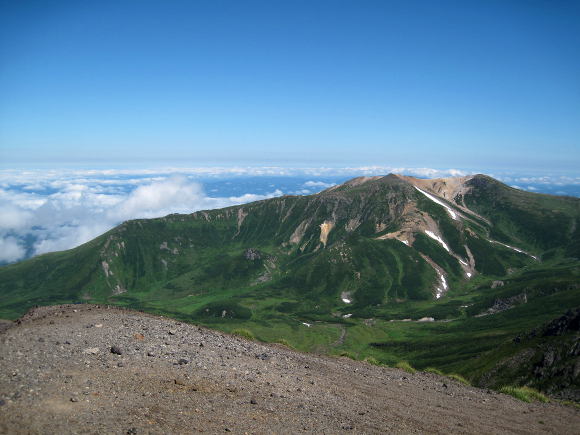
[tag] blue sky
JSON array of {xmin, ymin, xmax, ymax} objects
[
  {"xmin": 1, "ymin": 0, "xmax": 579, "ymax": 170},
  {"xmin": 1, "ymin": 1, "xmax": 580, "ymax": 264}
]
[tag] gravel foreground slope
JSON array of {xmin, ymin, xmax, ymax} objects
[{"xmin": 1, "ymin": 305, "xmax": 578, "ymax": 435}]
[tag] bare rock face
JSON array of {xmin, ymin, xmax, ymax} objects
[
  {"xmin": 243, "ymin": 247, "xmax": 262, "ymax": 260},
  {"xmin": 543, "ymin": 308, "xmax": 580, "ymax": 337},
  {"xmin": 1, "ymin": 304, "xmax": 580, "ymax": 435}
]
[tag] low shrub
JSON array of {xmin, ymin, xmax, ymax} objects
[
  {"xmin": 340, "ymin": 351, "xmax": 358, "ymax": 360},
  {"xmin": 364, "ymin": 356, "xmax": 381, "ymax": 366},
  {"xmin": 498, "ymin": 386, "xmax": 549, "ymax": 403},
  {"xmin": 276, "ymin": 338, "xmax": 292, "ymax": 348},
  {"xmin": 521, "ymin": 387, "xmax": 549, "ymax": 403},
  {"xmin": 231, "ymin": 328, "xmax": 255, "ymax": 341},
  {"xmin": 424, "ymin": 367, "xmax": 444, "ymax": 376},
  {"xmin": 498, "ymin": 386, "xmax": 531, "ymax": 402},
  {"xmin": 446, "ymin": 373, "xmax": 470, "ymax": 386},
  {"xmin": 394, "ymin": 361, "xmax": 416, "ymax": 374}
]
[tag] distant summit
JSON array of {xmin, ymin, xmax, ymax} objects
[{"xmin": 1, "ymin": 173, "xmax": 579, "ymax": 399}]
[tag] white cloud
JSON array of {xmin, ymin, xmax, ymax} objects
[
  {"xmin": 202, "ymin": 189, "xmax": 284, "ymax": 209},
  {"xmin": 1, "ymin": 165, "xmax": 578, "ymax": 264},
  {"xmin": 0, "ymin": 174, "xmax": 209, "ymax": 261},
  {"xmin": 106, "ymin": 176, "xmax": 204, "ymax": 221},
  {"xmin": 0, "ymin": 171, "xmax": 289, "ymax": 262},
  {"xmin": 408, "ymin": 168, "xmax": 467, "ymax": 178},
  {"xmin": 304, "ymin": 181, "xmax": 336, "ymax": 188},
  {"xmin": 33, "ymin": 221, "xmax": 113, "ymax": 256},
  {"xmin": 0, "ymin": 236, "xmax": 26, "ymax": 263},
  {"xmin": 0, "ymin": 202, "xmax": 33, "ymax": 231}
]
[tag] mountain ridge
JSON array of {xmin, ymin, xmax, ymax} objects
[{"xmin": 1, "ymin": 173, "xmax": 579, "ymax": 399}]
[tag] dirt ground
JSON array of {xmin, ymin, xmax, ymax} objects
[{"xmin": 1, "ymin": 305, "xmax": 579, "ymax": 434}]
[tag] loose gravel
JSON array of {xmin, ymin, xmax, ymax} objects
[{"xmin": 1, "ymin": 304, "xmax": 579, "ymax": 434}]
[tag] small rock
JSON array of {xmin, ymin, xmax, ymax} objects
[
  {"xmin": 83, "ymin": 347, "xmax": 99, "ymax": 355},
  {"xmin": 134, "ymin": 333, "xmax": 144, "ymax": 340},
  {"xmin": 0, "ymin": 399, "xmax": 5, "ymax": 406},
  {"xmin": 178, "ymin": 358, "xmax": 188, "ymax": 365},
  {"xmin": 38, "ymin": 337, "xmax": 45, "ymax": 342},
  {"xmin": 250, "ymin": 398, "xmax": 258, "ymax": 405},
  {"xmin": 147, "ymin": 352, "xmax": 155, "ymax": 357},
  {"xmin": 70, "ymin": 397, "xmax": 78, "ymax": 402},
  {"xmin": 127, "ymin": 428, "xmax": 138, "ymax": 434},
  {"xmin": 110, "ymin": 346, "xmax": 122, "ymax": 355},
  {"xmin": 95, "ymin": 324, "xmax": 103, "ymax": 328},
  {"xmin": 168, "ymin": 330, "xmax": 177, "ymax": 335},
  {"xmin": 118, "ymin": 362, "xmax": 124, "ymax": 367}
]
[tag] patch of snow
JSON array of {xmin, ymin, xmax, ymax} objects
[
  {"xmin": 440, "ymin": 274, "xmax": 448, "ymax": 290},
  {"xmin": 401, "ymin": 240, "xmax": 409, "ymax": 245},
  {"xmin": 342, "ymin": 314, "xmax": 352, "ymax": 318},
  {"xmin": 342, "ymin": 298, "xmax": 351, "ymax": 303},
  {"xmin": 302, "ymin": 322, "xmax": 311, "ymax": 327},
  {"xmin": 459, "ymin": 259, "xmax": 467, "ymax": 265},
  {"xmin": 467, "ymin": 272, "xmax": 472, "ymax": 278},
  {"xmin": 435, "ymin": 273, "xmax": 448, "ymax": 299},
  {"xmin": 489, "ymin": 240, "xmax": 539, "ymax": 261},
  {"xmin": 414, "ymin": 186, "xmax": 458, "ymax": 220},
  {"xmin": 425, "ymin": 230, "xmax": 450, "ymax": 253}
]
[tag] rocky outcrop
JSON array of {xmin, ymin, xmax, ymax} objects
[
  {"xmin": 480, "ymin": 308, "xmax": 580, "ymax": 401},
  {"xmin": 478, "ymin": 293, "xmax": 527, "ymax": 316}
]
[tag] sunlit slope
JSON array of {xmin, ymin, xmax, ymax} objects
[
  {"xmin": 1, "ymin": 173, "xmax": 578, "ymax": 322},
  {"xmin": 2, "ymin": 173, "xmax": 579, "ymax": 399}
]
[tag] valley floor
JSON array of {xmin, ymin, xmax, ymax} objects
[{"xmin": 1, "ymin": 305, "xmax": 579, "ymax": 434}]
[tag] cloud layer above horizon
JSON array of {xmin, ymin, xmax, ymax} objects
[{"xmin": 1, "ymin": 166, "xmax": 579, "ymax": 264}]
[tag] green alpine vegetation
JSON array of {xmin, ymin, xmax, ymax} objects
[{"xmin": 1, "ymin": 173, "xmax": 579, "ymax": 400}]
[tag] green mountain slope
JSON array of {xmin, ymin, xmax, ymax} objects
[{"xmin": 1, "ymin": 173, "xmax": 579, "ymax": 398}]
